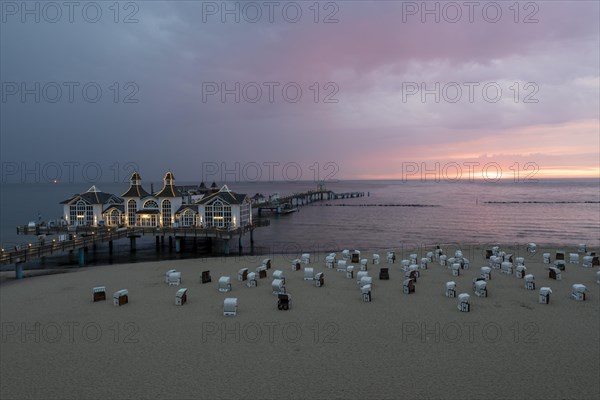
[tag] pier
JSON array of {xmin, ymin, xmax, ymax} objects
[
  {"xmin": 2, "ymin": 220, "xmax": 270, "ymax": 275},
  {"xmin": 257, "ymin": 188, "xmax": 366, "ymax": 215}
]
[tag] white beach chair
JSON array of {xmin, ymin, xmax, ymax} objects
[
  {"xmin": 360, "ymin": 276, "xmax": 373, "ymax": 288},
  {"xmin": 577, "ymin": 243, "xmax": 586, "ymax": 253},
  {"xmin": 445, "ymin": 281, "xmax": 456, "ymax": 298},
  {"xmin": 168, "ymin": 271, "xmax": 181, "ymax": 286},
  {"xmin": 372, "ymin": 254, "xmax": 380, "ymax": 264},
  {"xmin": 548, "ymin": 266, "xmax": 562, "ymax": 281},
  {"xmin": 272, "ymin": 278, "xmax": 285, "ymax": 295},
  {"xmin": 569, "ymin": 253, "xmax": 579, "ymax": 264},
  {"xmin": 461, "ymin": 258, "xmax": 470, "ymax": 270},
  {"xmin": 501, "ymin": 262, "xmax": 513, "ymax": 275},
  {"xmin": 165, "ymin": 269, "xmax": 177, "ymax": 283},
  {"xmin": 360, "ymin": 259, "xmax": 368, "ymax": 271},
  {"xmin": 451, "ymin": 263, "xmax": 460, "ymax": 276},
  {"xmin": 543, "ymin": 253, "xmax": 551, "ymax": 264},
  {"xmin": 435, "ymin": 248, "xmax": 443, "ymax": 260},
  {"xmin": 553, "ymin": 260, "xmax": 566, "ymax": 271},
  {"xmin": 387, "ymin": 251, "xmax": 396, "ymax": 264},
  {"xmin": 291, "ymin": 259, "xmax": 301, "ymax": 271},
  {"xmin": 237, "ymin": 268, "xmax": 249, "ymax": 282},
  {"xmin": 301, "ymin": 253, "xmax": 310, "ymax": 264},
  {"xmin": 401, "ymin": 259, "xmax": 410, "ymax": 271},
  {"xmin": 218, "ymin": 276, "xmax": 231, "ymax": 292},
  {"xmin": 113, "ymin": 289, "xmax": 128, "ymax": 306},
  {"xmin": 409, "ymin": 254, "xmax": 418, "ymax": 265},
  {"xmin": 454, "ymin": 250, "xmax": 463, "ymax": 259},
  {"xmin": 582, "ymin": 256, "xmax": 593, "ymax": 268},
  {"xmin": 492, "ymin": 246, "xmax": 500, "ymax": 256},
  {"xmin": 92, "ymin": 286, "xmax": 106, "ymax": 302},
  {"xmin": 408, "ymin": 264, "xmax": 420, "ymax": 278},
  {"xmin": 527, "ymin": 243, "xmax": 537, "ymax": 253},
  {"xmin": 337, "ymin": 260, "xmax": 347, "ymax": 272},
  {"xmin": 246, "ymin": 272, "xmax": 257, "ymax": 287},
  {"xmin": 524, "ymin": 274, "xmax": 535, "ymax": 290},
  {"xmin": 304, "ymin": 267, "xmax": 314, "ymax": 281},
  {"xmin": 175, "ymin": 288, "xmax": 187, "ymax": 306},
  {"xmin": 262, "ymin": 258, "xmax": 272, "ymax": 270},
  {"xmin": 256, "ymin": 265, "xmax": 268, "ymax": 279},
  {"xmin": 315, "ymin": 272, "xmax": 324, "ymax": 287},
  {"xmin": 480, "ymin": 266, "xmax": 491, "ymax": 280},
  {"xmin": 515, "ymin": 265, "xmax": 527, "ymax": 279},
  {"xmin": 272, "ymin": 270, "xmax": 285, "ymax": 284},
  {"xmin": 325, "ymin": 255, "xmax": 335, "ymax": 269},
  {"xmin": 357, "ymin": 270, "xmax": 369, "ymax": 285},
  {"xmin": 539, "ymin": 287, "xmax": 552, "ymax": 304},
  {"xmin": 439, "ymin": 254, "xmax": 447, "ymax": 266},
  {"xmin": 447, "ymin": 257, "xmax": 456, "ymax": 268},
  {"xmin": 361, "ymin": 284, "xmax": 372, "ymax": 302},
  {"xmin": 457, "ymin": 293, "xmax": 470, "ymax": 312},
  {"xmin": 223, "ymin": 298, "xmax": 237, "ymax": 316},
  {"xmin": 420, "ymin": 258, "xmax": 428, "ymax": 269},
  {"xmin": 474, "ymin": 280, "xmax": 487, "ymax": 297},
  {"xmin": 490, "ymin": 256, "xmax": 501, "ymax": 269},
  {"xmin": 403, "ymin": 278, "xmax": 415, "ymax": 294},
  {"xmin": 346, "ymin": 265, "xmax": 354, "ymax": 279},
  {"xmin": 342, "ymin": 249, "xmax": 350, "ymax": 260},
  {"xmin": 426, "ymin": 252, "xmax": 434, "ymax": 262},
  {"xmin": 571, "ymin": 284, "xmax": 587, "ymax": 301}
]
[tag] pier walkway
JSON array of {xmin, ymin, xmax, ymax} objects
[
  {"xmin": 3, "ymin": 220, "xmax": 270, "ymax": 275},
  {"xmin": 257, "ymin": 188, "xmax": 366, "ymax": 215}
]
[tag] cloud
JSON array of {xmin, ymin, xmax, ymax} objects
[{"xmin": 1, "ymin": 1, "xmax": 598, "ymax": 181}]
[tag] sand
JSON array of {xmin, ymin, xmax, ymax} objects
[{"xmin": 1, "ymin": 245, "xmax": 599, "ymax": 400}]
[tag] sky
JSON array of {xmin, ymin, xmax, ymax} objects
[{"xmin": 1, "ymin": 0, "xmax": 599, "ymax": 183}]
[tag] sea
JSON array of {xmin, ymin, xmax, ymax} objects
[{"xmin": 1, "ymin": 178, "xmax": 599, "ymax": 267}]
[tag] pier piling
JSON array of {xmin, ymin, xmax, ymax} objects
[
  {"xmin": 78, "ymin": 247, "xmax": 85, "ymax": 267},
  {"xmin": 15, "ymin": 262, "xmax": 24, "ymax": 279}
]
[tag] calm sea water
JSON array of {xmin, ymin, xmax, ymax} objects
[{"xmin": 1, "ymin": 179, "xmax": 599, "ymax": 258}]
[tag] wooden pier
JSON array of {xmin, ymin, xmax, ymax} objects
[
  {"xmin": 2, "ymin": 220, "xmax": 270, "ymax": 275},
  {"xmin": 257, "ymin": 188, "xmax": 365, "ymax": 215}
]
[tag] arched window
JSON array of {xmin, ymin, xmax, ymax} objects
[
  {"xmin": 143, "ymin": 200, "xmax": 158, "ymax": 209},
  {"xmin": 127, "ymin": 200, "xmax": 137, "ymax": 226},
  {"xmin": 213, "ymin": 200, "xmax": 223, "ymax": 227},
  {"xmin": 182, "ymin": 210, "xmax": 195, "ymax": 227},
  {"xmin": 162, "ymin": 200, "xmax": 172, "ymax": 227},
  {"xmin": 109, "ymin": 209, "xmax": 120, "ymax": 226},
  {"xmin": 70, "ymin": 200, "xmax": 92, "ymax": 226}
]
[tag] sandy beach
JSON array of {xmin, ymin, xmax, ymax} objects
[{"xmin": 1, "ymin": 244, "xmax": 598, "ymax": 399}]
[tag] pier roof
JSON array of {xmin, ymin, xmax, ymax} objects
[
  {"xmin": 122, "ymin": 171, "xmax": 151, "ymax": 198},
  {"xmin": 156, "ymin": 171, "xmax": 183, "ymax": 197},
  {"xmin": 196, "ymin": 185, "xmax": 247, "ymax": 205},
  {"xmin": 61, "ymin": 186, "xmax": 122, "ymax": 205}
]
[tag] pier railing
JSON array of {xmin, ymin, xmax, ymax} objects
[{"xmin": 4, "ymin": 219, "xmax": 270, "ymax": 266}]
